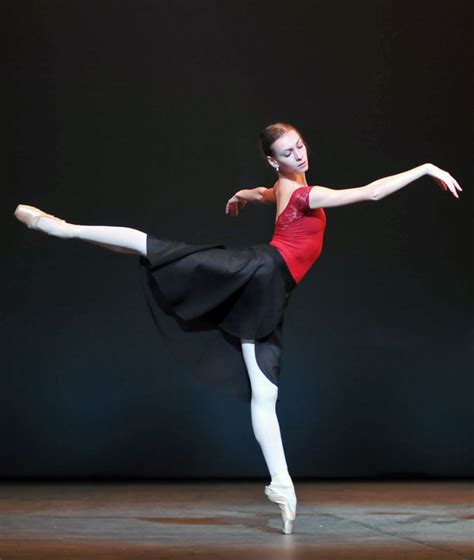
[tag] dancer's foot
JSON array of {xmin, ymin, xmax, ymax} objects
[
  {"xmin": 264, "ymin": 482, "xmax": 297, "ymax": 534},
  {"xmin": 14, "ymin": 205, "xmax": 80, "ymax": 239}
]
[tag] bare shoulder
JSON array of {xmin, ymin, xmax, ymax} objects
[
  {"xmin": 275, "ymin": 182, "xmax": 296, "ymax": 208},
  {"xmin": 308, "ymin": 185, "xmax": 327, "ymax": 208},
  {"xmin": 262, "ymin": 185, "xmax": 277, "ymax": 204},
  {"xmin": 273, "ymin": 182, "xmax": 305, "ymax": 221}
]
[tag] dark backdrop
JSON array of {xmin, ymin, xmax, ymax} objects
[{"xmin": 5, "ymin": 0, "xmax": 473, "ymax": 479}]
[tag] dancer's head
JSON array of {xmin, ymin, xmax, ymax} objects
[{"xmin": 259, "ymin": 122, "xmax": 309, "ymax": 175}]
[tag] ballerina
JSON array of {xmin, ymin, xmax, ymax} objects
[{"xmin": 14, "ymin": 122, "xmax": 462, "ymax": 534}]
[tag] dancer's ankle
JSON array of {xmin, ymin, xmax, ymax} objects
[
  {"xmin": 70, "ymin": 224, "xmax": 81, "ymax": 239},
  {"xmin": 271, "ymin": 468, "xmax": 293, "ymax": 487}
]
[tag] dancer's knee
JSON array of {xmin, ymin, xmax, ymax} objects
[
  {"xmin": 251, "ymin": 379, "xmax": 278, "ymax": 407},
  {"xmin": 241, "ymin": 338, "xmax": 279, "ymax": 405},
  {"xmin": 77, "ymin": 226, "xmax": 147, "ymax": 256}
]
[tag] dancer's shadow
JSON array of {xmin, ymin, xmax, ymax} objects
[{"xmin": 137, "ymin": 513, "xmax": 286, "ymax": 534}]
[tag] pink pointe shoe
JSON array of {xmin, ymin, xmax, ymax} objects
[
  {"xmin": 14, "ymin": 205, "xmax": 79, "ymax": 239},
  {"xmin": 264, "ymin": 483, "xmax": 297, "ymax": 534}
]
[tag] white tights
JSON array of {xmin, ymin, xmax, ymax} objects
[
  {"xmin": 72, "ymin": 224, "xmax": 293, "ymax": 486},
  {"xmin": 241, "ymin": 339, "xmax": 293, "ymax": 487},
  {"xmin": 76, "ymin": 225, "xmax": 148, "ymax": 256}
]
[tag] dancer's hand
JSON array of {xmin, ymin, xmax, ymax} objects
[
  {"xmin": 425, "ymin": 164, "xmax": 463, "ymax": 199},
  {"xmin": 225, "ymin": 191, "xmax": 249, "ymax": 216}
]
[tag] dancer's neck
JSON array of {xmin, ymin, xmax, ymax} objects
[{"xmin": 277, "ymin": 171, "xmax": 308, "ymax": 188}]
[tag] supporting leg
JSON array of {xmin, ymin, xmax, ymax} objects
[
  {"xmin": 241, "ymin": 337, "xmax": 297, "ymax": 533},
  {"xmin": 242, "ymin": 337, "xmax": 290, "ymax": 481}
]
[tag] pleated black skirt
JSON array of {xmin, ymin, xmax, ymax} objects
[{"xmin": 139, "ymin": 234, "xmax": 297, "ymax": 402}]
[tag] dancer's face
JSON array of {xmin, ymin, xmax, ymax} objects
[{"xmin": 268, "ymin": 129, "xmax": 309, "ymax": 174}]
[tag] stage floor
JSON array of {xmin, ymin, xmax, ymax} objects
[{"xmin": 0, "ymin": 480, "xmax": 472, "ymax": 559}]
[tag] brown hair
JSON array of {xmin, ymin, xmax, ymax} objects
[{"xmin": 259, "ymin": 122, "xmax": 306, "ymax": 158}]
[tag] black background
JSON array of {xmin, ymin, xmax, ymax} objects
[{"xmin": 5, "ymin": 0, "xmax": 473, "ymax": 479}]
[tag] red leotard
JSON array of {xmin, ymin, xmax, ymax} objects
[{"xmin": 269, "ymin": 185, "xmax": 327, "ymax": 284}]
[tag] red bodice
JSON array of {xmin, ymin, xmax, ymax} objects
[{"xmin": 269, "ymin": 186, "xmax": 327, "ymax": 284}]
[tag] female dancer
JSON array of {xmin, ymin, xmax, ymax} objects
[{"xmin": 14, "ymin": 122, "xmax": 462, "ymax": 534}]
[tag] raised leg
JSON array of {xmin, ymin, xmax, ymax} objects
[
  {"xmin": 77, "ymin": 226, "xmax": 147, "ymax": 256},
  {"xmin": 14, "ymin": 204, "xmax": 147, "ymax": 256}
]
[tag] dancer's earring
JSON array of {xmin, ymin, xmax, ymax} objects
[{"xmin": 275, "ymin": 164, "xmax": 279, "ymax": 173}]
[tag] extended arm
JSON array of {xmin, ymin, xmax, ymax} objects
[
  {"xmin": 225, "ymin": 185, "xmax": 276, "ymax": 216},
  {"xmin": 308, "ymin": 163, "xmax": 462, "ymax": 209}
]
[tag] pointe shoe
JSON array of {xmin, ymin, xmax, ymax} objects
[
  {"xmin": 264, "ymin": 483, "xmax": 297, "ymax": 534},
  {"xmin": 14, "ymin": 205, "xmax": 79, "ymax": 239}
]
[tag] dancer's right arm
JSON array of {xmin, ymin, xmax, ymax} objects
[{"xmin": 226, "ymin": 187, "xmax": 275, "ymax": 216}]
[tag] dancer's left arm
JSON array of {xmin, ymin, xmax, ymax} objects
[{"xmin": 308, "ymin": 163, "xmax": 462, "ymax": 209}]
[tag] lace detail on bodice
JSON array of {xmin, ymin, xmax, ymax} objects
[{"xmin": 275, "ymin": 187, "xmax": 309, "ymax": 228}]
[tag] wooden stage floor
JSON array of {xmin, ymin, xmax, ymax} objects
[{"xmin": 0, "ymin": 480, "xmax": 472, "ymax": 559}]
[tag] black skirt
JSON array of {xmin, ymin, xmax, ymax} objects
[{"xmin": 139, "ymin": 234, "xmax": 297, "ymax": 402}]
